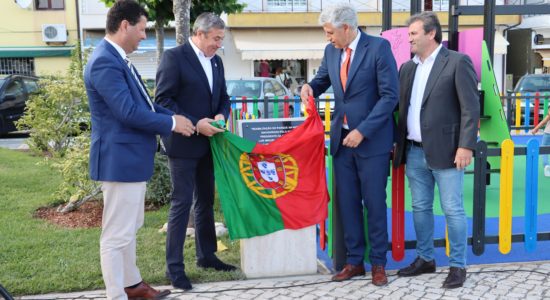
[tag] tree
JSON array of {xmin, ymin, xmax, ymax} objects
[{"xmin": 101, "ymin": 0, "xmax": 245, "ymax": 62}]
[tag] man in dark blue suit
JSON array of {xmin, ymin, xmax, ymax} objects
[
  {"xmin": 155, "ymin": 13, "xmax": 234, "ymax": 291},
  {"xmin": 84, "ymin": 1, "xmax": 194, "ymax": 299},
  {"xmin": 301, "ymin": 3, "xmax": 398, "ymax": 286}
]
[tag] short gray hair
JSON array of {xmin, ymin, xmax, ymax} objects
[
  {"xmin": 192, "ymin": 12, "xmax": 225, "ymax": 35},
  {"xmin": 318, "ymin": 3, "xmax": 358, "ymax": 29}
]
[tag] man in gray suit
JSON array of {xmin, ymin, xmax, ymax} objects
[{"xmin": 393, "ymin": 12, "xmax": 479, "ymax": 289}]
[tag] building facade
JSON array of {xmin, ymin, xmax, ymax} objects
[
  {"xmin": 222, "ymin": 0, "xmax": 519, "ymax": 93},
  {"xmin": 0, "ymin": 0, "xmax": 78, "ymax": 76}
]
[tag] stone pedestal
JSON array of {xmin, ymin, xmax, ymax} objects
[{"xmin": 240, "ymin": 225, "xmax": 317, "ymax": 278}]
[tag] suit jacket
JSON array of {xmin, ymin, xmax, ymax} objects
[
  {"xmin": 309, "ymin": 30, "xmax": 399, "ymax": 157},
  {"xmin": 394, "ymin": 46, "xmax": 480, "ymax": 169},
  {"xmin": 84, "ymin": 39, "xmax": 174, "ymax": 182},
  {"xmin": 155, "ymin": 42, "xmax": 230, "ymax": 158}
]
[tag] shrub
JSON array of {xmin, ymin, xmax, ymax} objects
[
  {"xmin": 16, "ymin": 44, "xmax": 89, "ymax": 158},
  {"xmin": 146, "ymin": 152, "xmax": 172, "ymax": 207}
]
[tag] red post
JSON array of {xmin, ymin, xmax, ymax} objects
[
  {"xmin": 391, "ymin": 164, "xmax": 405, "ymax": 261},
  {"xmin": 283, "ymin": 95, "xmax": 290, "ymax": 118}
]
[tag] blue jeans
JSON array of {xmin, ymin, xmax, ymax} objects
[
  {"xmin": 405, "ymin": 143, "xmax": 467, "ymax": 268},
  {"xmin": 542, "ymin": 133, "xmax": 550, "ymax": 167}
]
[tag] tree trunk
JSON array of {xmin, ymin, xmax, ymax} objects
[
  {"xmin": 173, "ymin": 0, "xmax": 191, "ymax": 45},
  {"xmin": 58, "ymin": 186, "xmax": 102, "ymax": 213},
  {"xmin": 155, "ymin": 20, "xmax": 165, "ymax": 66},
  {"xmin": 173, "ymin": 0, "xmax": 194, "ymax": 228}
]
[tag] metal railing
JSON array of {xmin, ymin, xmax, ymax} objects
[{"xmin": 238, "ymin": 0, "xmax": 525, "ymax": 13}]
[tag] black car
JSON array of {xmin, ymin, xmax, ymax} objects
[{"xmin": 0, "ymin": 74, "xmax": 39, "ymax": 134}]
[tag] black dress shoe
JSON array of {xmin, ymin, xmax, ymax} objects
[
  {"xmin": 197, "ymin": 256, "xmax": 237, "ymax": 272},
  {"xmin": 165, "ymin": 270, "xmax": 192, "ymax": 290},
  {"xmin": 442, "ymin": 267, "xmax": 466, "ymax": 289},
  {"xmin": 397, "ymin": 257, "xmax": 436, "ymax": 277}
]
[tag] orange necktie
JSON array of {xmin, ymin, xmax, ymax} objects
[
  {"xmin": 340, "ymin": 47, "xmax": 352, "ymax": 91},
  {"xmin": 340, "ymin": 48, "xmax": 352, "ymax": 126}
]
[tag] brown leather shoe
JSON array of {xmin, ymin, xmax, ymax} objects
[
  {"xmin": 331, "ymin": 264, "xmax": 366, "ymax": 281},
  {"xmin": 371, "ymin": 265, "xmax": 388, "ymax": 286},
  {"xmin": 124, "ymin": 281, "xmax": 171, "ymax": 300}
]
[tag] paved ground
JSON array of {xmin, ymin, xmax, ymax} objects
[{"xmin": 17, "ymin": 261, "xmax": 550, "ymax": 300}]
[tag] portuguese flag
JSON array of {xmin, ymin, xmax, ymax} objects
[{"xmin": 210, "ymin": 98, "xmax": 329, "ymax": 239}]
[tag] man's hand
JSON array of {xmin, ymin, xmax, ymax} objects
[
  {"xmin": 173, "ymin": 115, "xmax": 195, "ymax": 136},
  {"xmin": 300, "ymin": 83, "xmax": 313, "ymax": 105},
  {"xmin": 197, "ymin": 118, "xmax": 225, "ymax": 137},
  {"xmin": 530, "ymin": 128, "xmax": 540, "ymax": 135},
  {"xmin": 214, "ymin": 114, "xmax": 225, "ymax": 122},
  {"xmin": 454, "ymin": 147, "xmax": 473, "ymax": 170},
  {"xmin": 342, "ymin": 129, "xmax": 364, "ymax": 148}
]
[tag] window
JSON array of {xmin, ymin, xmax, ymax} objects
[
  {"xmin": 23, "ymin": 79, "xmax": 39, "ymax": 94},
  {"xmin": 0, "ymin": 58, "xmax": 35, "ymax": 76},
  {"xmin": 272, "ymin": 81, "xmax": 287, "ymax": 97},
  {"xmin": 4, "ymin": 80, "xmax": 25, "ymax": 103},
  {"xmin": 36, "ymin": 0, "xmax": 64, "ymax": 10},
  {"xmin": 267, "ymin": 0, "xmax": 307, "ymax": 12}
]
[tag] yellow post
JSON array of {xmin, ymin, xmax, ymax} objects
[
  {"xmin": 499, "ymin": 139, "xmax": 514, "ymax": 254},
  {"xmin": 445, "ymin": 225, "xmax": 450, "ymax": 257},
  {"xmin": 324, "ymin": 99, "xmax": 330, "ymax": 139},
  {"xmin": 515, "ymin": 93, "xmax": 521, "ymax": 135}
]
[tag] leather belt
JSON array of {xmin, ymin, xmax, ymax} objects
[{"xmin": 408, "ymin": 140, "xmax": 423, "ymax": 148}]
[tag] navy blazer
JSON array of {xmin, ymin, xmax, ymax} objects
[
  {"xmin": 309, "ymin": 31, "xmax": 399, "ymax": 157},
  {"xmin": 85, "ymin": 39, "xmax": 174, "ymax": 182},
  {"xmin": 155, "ymin": 42, "xmax": 230, "ymax": 158}
]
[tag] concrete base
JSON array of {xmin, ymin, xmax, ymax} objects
[{"xmin": 240, "ymin": 225, "xmax": 318, "ymax": 278}]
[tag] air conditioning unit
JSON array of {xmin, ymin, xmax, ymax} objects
[{"xmin": 42, "ymin": 24, "xmax": 67, "ymax": 43}]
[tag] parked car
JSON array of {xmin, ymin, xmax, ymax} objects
[
  {"xmin": 296, "ymin": 85, "xmax": 335, "ymax": 118},
  {"xmin": 226, "ymin": 77, "xmax": 295, "ymax": 118},
  {"xmin": 0, "ymin": 74, "xmax": 39, "ymax": 134},
  {"xmin": 510, "ymin": 74, "xmax": 549, "ymax": 124}
]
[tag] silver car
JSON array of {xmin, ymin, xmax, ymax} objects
[{"xmin": 226, "ymin": 77, "xmax": 296, "ymax": 118}]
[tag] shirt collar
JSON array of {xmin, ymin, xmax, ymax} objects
[
  {"xmin": 413, "ymin": 44, "xmax": 443, "ymax": 65},
  {"xmin": 104, "ymin": 37, "xmax": 128, "ymax": 61},
  {"xmin": 189, "ymin": 37, "xmax": 214, "ymax": 60}
]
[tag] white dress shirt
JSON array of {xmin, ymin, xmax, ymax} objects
[
  {"xmin": 189, "ymin": 37, "xmax": 214, "ymax": 92},
  {"xmin": 407, "ymin": 44, "xmax": 443, "ymax": 142},
  {"xmin": 104, "ymin": 37, "xmax": 175, "ymax": 131}
]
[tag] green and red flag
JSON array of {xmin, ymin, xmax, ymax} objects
[{"xmin": 210, "ymin": 97, "xmax": 329, "ymax": 239}]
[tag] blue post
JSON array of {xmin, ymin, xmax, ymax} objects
[
  {"xmin": 294, "ymin": 96, "xmax": 300, "ymax": 118},
  {"xmin": 525, "ymin": 138, "xmax": 539, "ymax": 252}
]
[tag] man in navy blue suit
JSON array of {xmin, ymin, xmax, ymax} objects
[
  {"xmin": 84, "ymin": 1, "xmax": 193, "ymax": 299},
  {"xmin": 155, "ymin": 12, "xmax": 234, "ymax": 291},
  {"xmin": 301, "ymin": 3, "xmax": 399, "ymax": 286}
]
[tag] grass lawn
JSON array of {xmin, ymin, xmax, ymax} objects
[{"xmin": 0, "ymin": 148, "xmax": 243, "ymax": 296}]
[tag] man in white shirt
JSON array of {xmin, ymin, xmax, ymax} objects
[
  {"xmin": 393, "ymin": 12, "xmax": 479, "ymax": 289},
  {"xmin": 155, "ymin": 12, "xmax": 235, "ymax": 291}
]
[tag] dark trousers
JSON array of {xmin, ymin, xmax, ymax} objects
[
  {"xmin": 333, "ymin": 132, "xmax": 390, "ymax": 266},
  {"xmin": 165, "ymin": 152, "xmax": 217, "ymax": 285}
]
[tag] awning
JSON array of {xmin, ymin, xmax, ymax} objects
[
  {"xmin": 494, "ymin": 31, "xmax": 509, "ymax": 55},
  {"xmin": 230, "ymin": 28, "xmax": 327, "ymax": 60},
  {"xmin": 0, "ymin": 46, "xmax": 74, "ymax": 58}
]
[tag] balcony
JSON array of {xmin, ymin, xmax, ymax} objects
[{"xmin": 237, "ymin": 0, "xmax": 525, "ymax": 13}]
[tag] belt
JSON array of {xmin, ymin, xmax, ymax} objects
[{"xmin": 408, "ymin": 140, "xmax": 423, "ymax": 148}]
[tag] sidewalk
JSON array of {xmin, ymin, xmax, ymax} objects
[{"xmin": 18, "ymin": 261, "xmax": 550, "ymax": 300}]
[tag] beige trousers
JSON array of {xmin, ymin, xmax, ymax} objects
[{"xmin": 100, "ymin": 181, "xmax": 146, "ymax": 300}]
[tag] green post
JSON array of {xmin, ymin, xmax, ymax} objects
[
  {"xmin": 273, "ymin": 96, "xmax": 279, "ymax": 118},
  {"xmin": 252, "ymin": 97, "xmax": 259, "ymax": 119},
  {"xmin": 545, "ymin": 92, "xmax": 549, "ymax": 117}
]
